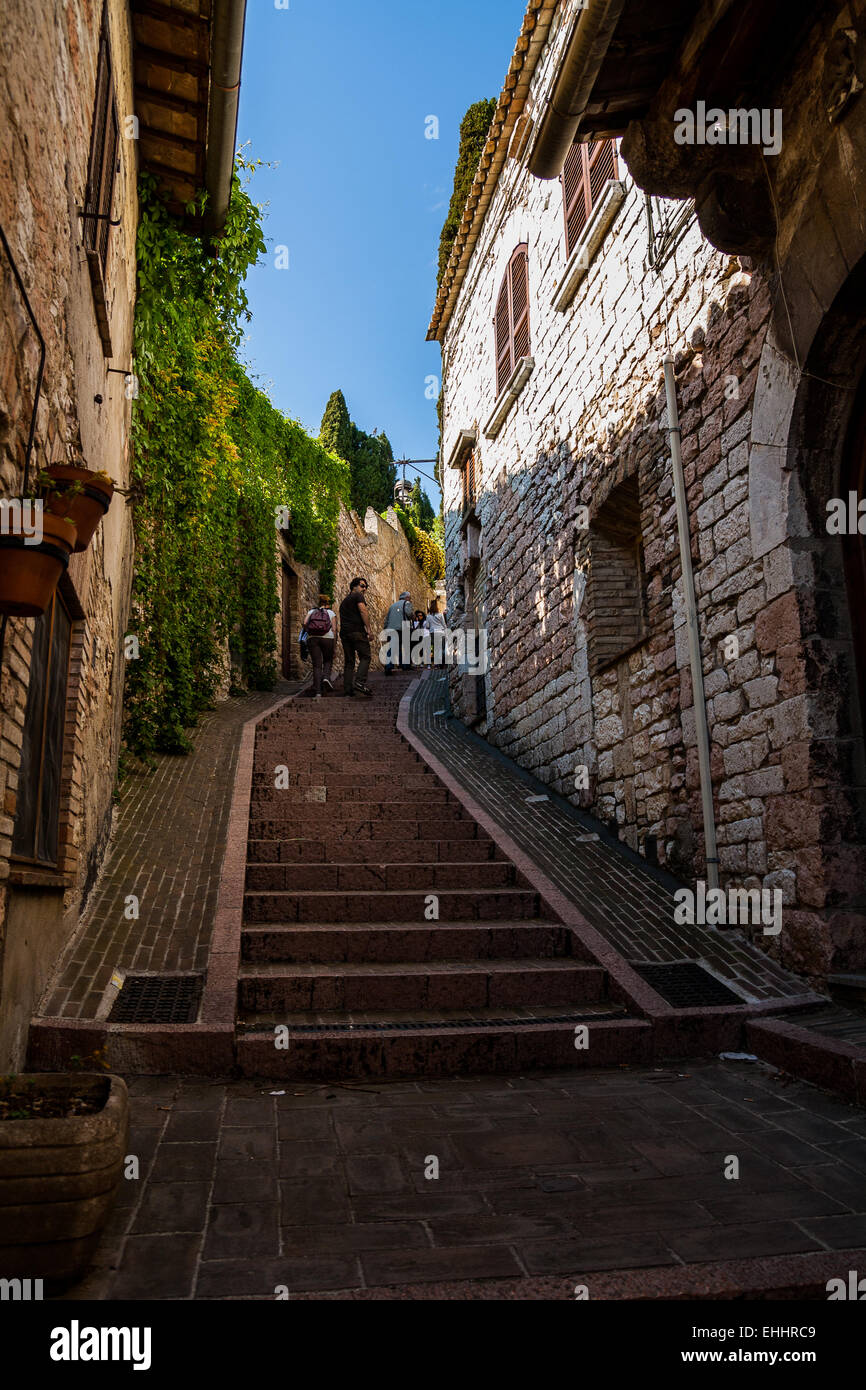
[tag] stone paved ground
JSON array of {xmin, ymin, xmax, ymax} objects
[
  {"xmin": 60, "ymin": 1059, "xmax": 866, "ymax": 1301},
  {"xmin": 42, "ymin": 683, "xmax": 301, "ymax": 1020},
  {"xmin": 410, "ymin": 672, "xmax": 808, "ymax": 1003}
]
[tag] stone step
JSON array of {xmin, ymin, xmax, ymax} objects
[
  {"xmin": 237, "ymin": 959, "xmax": 605, "ymax": 1013},
  {"xmin": 247, "ymin": 799, "xmax": 468, "ymax": 823},
  {"xmin": 251, "ymin": 771, "xmax": 433, "ymax": 790},
  {"xmin": 243, "ymin": 887, "xmax": 552, "ymax": 924},
  {"xmin": 250, "ymin": 785, "xmax": 453, "ymax": 807},
  {"xmin": 253, "ymin": 748, "xmax": 425, "ymax": 769},
  {"xmin": 235, "ymin": 1012, "xmax": 651, "ymax": 1079},
  {"xmin": 240, "ymin": 920, "xmax": 579, "ymax": 964},
  {"xmin": 244, "ymin": 860, "xmax": 524, "ymax": 892},
  {"xmin": 246, "ymin": 838, "xmax": 504, "ymax": 865},
  {"xmin": 248, "ymin": 816, "xmax": 484, "ymax": 841}
]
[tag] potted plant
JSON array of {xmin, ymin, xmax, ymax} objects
[
  {"xmin": 0, "ymin": 1069, "xmax": 129, "ymax": 1283},
  {"xmin": 39, "ymin": 463, "xmax": 115, "ymax": 552},
  {"xmin": 0, "ymin": 509, "xmax": 77, "ymax": 617}
]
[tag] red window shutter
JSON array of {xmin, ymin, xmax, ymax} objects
[
  {"xmin": 562, "ymin": 137, "xmax": 618, "ymax": 258},
  {"xmin": 494, "ymin": 275, "xmax": 512, "ymax": 397},
  {"xmin": 588, "ymin": 138, "xmax": 617, "ymax": 208},
  {"xmin": 562, "ymin": 141, "xmax": 589, "ymax": 258},
  {"xmin": 510, "ymin": 247, "xmax": 530, "ymax": 364}
]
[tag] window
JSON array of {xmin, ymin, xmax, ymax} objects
[
  {"xmin": 12, "ymin": 591, "xmax": 73, "ymax": 866},
  {"xmin": 83, "ymin": 9, "xmax": 119, "ymax": 353},
  {"xmin": 493, "ymin": 244, "xmax": 530, "ymax": 397},
  {"xmin": 462, "ymin": 449, "xmax": 477, "ymax": 514},
  {"xmin": 562, "ymin": 138, "xmax": 618, "ymax": 259},
  {"xmin": 582, "ymin": 476, "xmax": 647, "ymax": 675}
]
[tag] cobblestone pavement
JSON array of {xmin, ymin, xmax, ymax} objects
[
  {"xmin": 62, "ymin": 1060, "xmax": 866, "ymax": 1300},
  {"xmin": 409, "ymin": 673, "xmax": 808, "ymax": 1004},
  {"xmin": 42, "ymin": 683, "xmax": 301, "ymax": 1020}
]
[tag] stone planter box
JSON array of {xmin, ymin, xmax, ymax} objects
[{"xmin": 0, "ymin": 1073, "xmax": 129, "ymax": 1282}]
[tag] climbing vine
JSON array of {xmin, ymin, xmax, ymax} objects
[
  {"xmin": 126, "ymin": 159, "xmax": 349, "ymax": 757},
  {"xmin": 391, "ymin": 504, "xmax": 445, "ymax": 586}
]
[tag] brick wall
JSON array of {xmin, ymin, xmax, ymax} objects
[{"xmin": 0, "ymin": 0, "xmax": 137, "ymax": 1065}]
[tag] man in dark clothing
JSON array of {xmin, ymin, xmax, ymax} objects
[{"xmin": 339, "ymin": 577, "xmax": 373, "ymax": 698}]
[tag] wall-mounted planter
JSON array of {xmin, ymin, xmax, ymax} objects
[
  {"xmin": 41, "ymin": 465, "xmax": 114, "ymax": 552},
  {"xmin": 0, "ymin": 1073, "xmax": 128, "ymax": 1283},
  {"xmin": 0, "ymin": 512, "xmax": 77, "ymax": 617}
]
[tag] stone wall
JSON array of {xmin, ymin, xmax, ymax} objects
[
  {"xmin": 332, "ymin": 503, "xmax": 434, "ymax": 669},
  {"xmin": 276, "ymin": 504, "xmax": 434, "ymax": 683},
  {"xmin": 0, "ymin": 0, "xmax": 138, "ymax": 1066},
  {"xmin": 438, "ymin": 0, "xmax": 866, "ymax": 981}
]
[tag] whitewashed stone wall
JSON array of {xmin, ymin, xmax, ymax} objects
[{"xmin": 437, "ymin": 0, "xmax": 813, "ymax": 953}]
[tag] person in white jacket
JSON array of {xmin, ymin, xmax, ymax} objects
[{"xmin": 423, "ymin": 599, "xmax": 447, "ymax": 668}]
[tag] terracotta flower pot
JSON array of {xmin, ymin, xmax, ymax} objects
[
  {"xmin": 0, "ymin": 1073, "xmax": 129, "ymax": 1283},
  {"xmin": 0, "ymin": 511, "xmax": 77, "ymax": 617},
  {"xmin": 42, "ymin": 465, "xmax": 114, "ymax": 552}
]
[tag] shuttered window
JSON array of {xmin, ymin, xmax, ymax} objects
[
  {"xmin": 82, "ymin": 7, "xmax": 119, "ymax": 354},
  {"xmin": 83, "ymin": 14, "xmax": 119, "ymax": 281},
  {"xmin": 12, "ymin": 592, "xmax": 73, "ymax": 867},
  {"xmin": 493, "ymin": 245, "xmax": 530, "ymax": 398},
  {"xmin": 562, "ymin": 138, "xmax": 618, "ymax": 259},
  {"xmin": 462, "ymin": 449, "xmax": 477, "ymax": 514}
]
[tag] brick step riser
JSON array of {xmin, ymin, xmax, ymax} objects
[
  {"xmin": 250, "ymin": 774, "xmax": 444, "ymax": 792},
  {"xmin": 246, "ymin": 840, "xmax": 503, "ymax": 865},
  {"xmin": 249, "ymin": 790, "xmax": 453, "ymax": 808},
  {"xmin": 247, "ymin": 799, "xmax": 465, "ymax": 818},
  {"xmin": 240, "ymin": 924, "xmax": 579, "ymax": 964},
  {"xmin": 238, "ymin": 967, "xmax": 604, "ymax": 1014},
  {"xmin": 244, "ymin": 863, "xmax": 521, "ymax": 892},
  {"xmin": 247, "ymin": 818, "xmax": 483, "ymax": 840},
  {"xmin": 235, "ymin": 1020, "xmax": 653, "ymax": 1079},
  {"xmin": 253, "ymin": 747, "xmax": 424, "ymax": 765},
  {"xmin": 255, "ymin": 740, "xmax": 423, "ymax": 756},
  {"xmin": 243, "ymin": 891, "xmax": 550, "ymax": 925}
]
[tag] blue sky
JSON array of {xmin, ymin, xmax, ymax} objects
[{"xmin": 236, "ymin": 0, "xmax": 527, "ymax": 505}]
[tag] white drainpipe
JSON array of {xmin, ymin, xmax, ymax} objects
[{"xmin": 663, "ymin": 354, "xmax": 720, "ymax": 891}]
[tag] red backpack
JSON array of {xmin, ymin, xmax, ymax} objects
[{"xmin": 306, "ymin": 608, "xmax": 332, "ymax": 636}]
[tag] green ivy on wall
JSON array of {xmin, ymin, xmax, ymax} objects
[
  {"xmin": 437, "ymin": 98, "xmax": 497, "ymax": 288},
  {"xmin": 390, "ymin": 504, "xmax": 445, "ymax": 586},
  {"xmin": 126, "ymin": 159, "xmax": 349, "ymax": 757}
]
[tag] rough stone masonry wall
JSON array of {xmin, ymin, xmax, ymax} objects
[
  {"xmin": 276, "ymin": 504, "xmax": 434, "ymax": 684},
  {"xmin": 440, "ymin": 0, "xmax": 866, "ymax": 982},
  {"xmin": 440, "ymin": 0, "xmax": 820, "ymax": 964},
  {"xmin": 0, "ymin": 0, "xmax": 137, "ymax": 1066},
  {"xmin": 334, "ymin": 504, "xmax": 434, "ymax": 669}
]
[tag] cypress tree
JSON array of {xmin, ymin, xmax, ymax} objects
[{"xmin": 319, "ymin": 390, "xmax": 353, "ymax": 463}]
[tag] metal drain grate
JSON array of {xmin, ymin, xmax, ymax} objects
[
  {"xmin": 632, "ymin": 962, "xmax": 743, "ymax": 1008},
  {"xmin": 109, "ymin": 974, "xmax": 203, "ymax": 1024}
]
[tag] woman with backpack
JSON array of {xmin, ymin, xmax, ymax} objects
[{"xmin": 302, "ymin": 593, "xmax": 337, "ymax": 699}]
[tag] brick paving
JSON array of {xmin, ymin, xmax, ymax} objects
[
  {"xmin": 61, "ymin": 1059, "xmax": 866, "ymax": 1300},
  {"xmin": 41, "ymin": 683, "xmax": 302, "ymax": 1020},
  {"xmin": 409, "ymin": 672, "xmax": 809, "ymax": 1004}
]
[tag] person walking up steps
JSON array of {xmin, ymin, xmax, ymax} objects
[
  {"xmin": 339, "ymin": 577, "xmax": 373, "ymax": 699},
  {"xmin": 303, "ymin": 592, "xmax": 336, "ymax": 700},
  {"xmin": 383, "ymin": 590, "xmax": 414, "ymax": 675}
]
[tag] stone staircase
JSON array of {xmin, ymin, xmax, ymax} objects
[{"xmin": 235, "ymin": 675, "xmax": 650, "ymax": 1078}]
